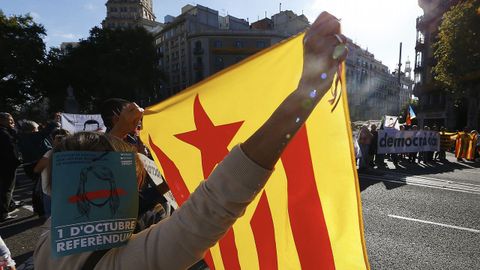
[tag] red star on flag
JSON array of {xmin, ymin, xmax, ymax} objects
[{"xmin": 175, "ymin": 95, "xmax": 244, "ymax": 178}]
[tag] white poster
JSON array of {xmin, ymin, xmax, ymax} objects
[
  {"xmin": 60, "ymin": 113, "xmax": 106, "ymax": 133},
  {"xmin": 384, "ymin": 115, "xmax": 400, "ymax": 130},
  {"xmin": 138, "ymin": 153, "xmax": 164, "ymax": 185},
  {"xmin": 137, "ymin": 154, "xmax": 178, "ymax": 209},
  {"xmin": 377, "ymin": 130, "xmax": 440, "ymax": 154}
]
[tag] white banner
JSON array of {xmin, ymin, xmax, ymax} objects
[
  {"xmin": 378, "ymin": 130, "xmax": 440, "ymax": 154},
  {"xmin": 60, "ymin": 113, "xmax": 106, "ymax": 133}
]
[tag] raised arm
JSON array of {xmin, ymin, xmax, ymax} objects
[
  {"xmin": 39, "ymin": 12, "xmax": 348, "ymax": 270},
  {"xmin": 242, "ymin": 12, "xmax": 346, "ymax": 169}
]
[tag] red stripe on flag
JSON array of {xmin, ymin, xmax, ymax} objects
[
  {"xmin": 281, "ymin": 126, "xmax": 336, "ymax": 270},
  {"xmin": 68, "ymin": 188, "xmax": 127, "ymax": 203},
  {"xmin": 219, "ymin": 229, "xmax": 241, "ymax": 270},
  {"xmin": 148, "ymin": 136, "xmax": 216, "ymax": 270},
  {"xmin": 149, "ymin": 135, "xmax": 191, "ymax": 206},
  {"xmin": 250, "ymin": 191, "xmax": 278, "ymax": 270}
]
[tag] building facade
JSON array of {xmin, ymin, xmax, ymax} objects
[
  {"xmin": 102, "ymin": 0, "xmax": 162, "ymax": 31},
  {"xmin": 154, "ymin": 4, "xmax": 413, "ymax": 118},
  {"xmin": 154, "ymin": 5, "xmax": 309, "ymax": 97},
  {"xmin": 414, "ymin": 0, "xmax": 466, "ymax": 130},
  {"xmin": 346, "ymin": 39, "xmax": 413, "ymax": 121}
]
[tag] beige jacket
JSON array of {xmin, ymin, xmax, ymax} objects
[{"xmin": 34, "ymin": 146, "xmax": 272, "ymax": 270}]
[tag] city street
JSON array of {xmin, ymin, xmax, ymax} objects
[
  {"xmin": 1, "ymin": 153, "xmax": 480, "ymax": 269},
  {"xmin": 360, "ymin": 153, "xmax": 480, "ymax": 269}
]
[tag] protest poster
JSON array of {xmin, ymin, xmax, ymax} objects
[
  {"xmin": 137, "ymin": 153, "xmax": 164, "ymax": 185},
  {"xmin": 384, "ymin": 115, "xmax": 400, "ymax": 130},
  {"xmin": 60, "ymin": 113, "xmax": 107, "ymax": 133},
  {"xmin": 137, "ymin": 153, "xmax": 178, "ymax": 209},
  {"xmin": 51, "ymin": 151, "xmax": 138, "ymax": 257},
  {"xmin": 377, "ymin": 129, "xmax": 440, "ymax": 154}
]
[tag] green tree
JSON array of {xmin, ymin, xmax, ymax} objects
[
  {"xmin": 42, "ymin": 27, "xmax": 161, "ymax": 113},
  {"xmin": 0, "ymin": 10, "xmax": 46, "ymax": 113},
  {"xmin": 433, "ymin": 0, "xmax": 480, "ymax": 97}
]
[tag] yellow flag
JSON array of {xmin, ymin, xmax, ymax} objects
[{"xmin": 140, "ymin": 34, "xmax": 370, "ymax": 270}]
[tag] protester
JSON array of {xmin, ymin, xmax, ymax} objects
[
  {"xmin": 100, "ymin": 98, "xmax": 175, "ymax": 228},
  {"xmin": 33, "ymin": 128, "xmax": 70, "ymax": 217},
  {"xmin": 455, "ymin": 127, "xmax": 470, "ymax": 162},
  {"xmin": 33, "ymin": 11, "xmax": 347, "ymax": 269},
  {"xmin": 368, "ymin": 124, "xmax": 378, "ymax": 167},
  {"xmin": 17, "ymin": 120, "xmax": 45, "ymax": 181},
  {"xmin": 398, "ymin": 125, "xmax": 408, "ymax": 160},
  {"xmin": 468, "ymin": 130, "xmax": 478, "ymax": 161},
  {"xmin": 437, "ymin": 126, "xmax": 450, "ymax": 161},
  {"xmin": 0, "ymin": 236, "xmax": 16, "ymax": 270},
  {"xmin": 421, "ymin": 126, "xmax": 433, "ymax": 163},
  {"xmin": 408, "ymin": 125, "xmax": 419, "ymax": 163},
  {"xmin": 358, "ymin": 125, "xmax": 373, "ymax": 171},
  {"xmin": 0, "ymin": 113, "xmax": 22, "ymax": 222}
]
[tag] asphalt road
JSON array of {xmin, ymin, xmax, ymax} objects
[
  {"xmin": 360, "ymin": 153, "xmax": 480, "ymax": 269},
  {"xmin": 1, "ymin": 152, "xmax": 479, "ymax": 269}
]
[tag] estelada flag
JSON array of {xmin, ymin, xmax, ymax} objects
[{"xmin": 140, "ymin": 34, "xmax": 370, "ymax": 270}]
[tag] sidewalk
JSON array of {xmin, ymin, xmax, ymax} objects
[{"xmin": 0, "ymin": 167, "xmax": 45, "ymax": 266}]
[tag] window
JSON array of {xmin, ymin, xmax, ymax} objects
[
  {"xmin": 417, "ymin": 30, "xmax": 425, "ymax": 44},
  {"xmin": 215, "ymin": 56, "xmax": 224, "ymax": 69},
  {"xmin": 214, "ymin": 40, "xmax": 222, "ymax": 48},
  {"xmin": 195, "ymin": 41, "xmax": 202, "ymax": 49},
  {"xmin": 234, "ymin": 40, "xmax": 244, "ymax": 48},
  {"xmin": 256, "ymin": 40, "xmax": 267, "ymax": 48}
]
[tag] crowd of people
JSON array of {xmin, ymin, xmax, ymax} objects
[{"xmin": 355, "ymin": 123, "xmax": 480, "ymax": 172}]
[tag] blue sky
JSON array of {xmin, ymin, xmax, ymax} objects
[{"xmin": 1, "ymin": 0, "xmax": 422, "ymax": 72}]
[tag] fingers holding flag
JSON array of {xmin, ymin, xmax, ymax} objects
[{"xmin": 301, "ymin": 12, "xmax": 347, "ymax": 100}]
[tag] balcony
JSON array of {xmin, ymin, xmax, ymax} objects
[
  {"xmin": 414, "ymin": 64, "xmax": 424, "ymax": 73},
  {"xmin": 416, "ymin": 16, "xmax": 426, "ymax": 30},
  {"xmin": 415, "ymin": 40, "xmax": 425, "ymax": 51}
]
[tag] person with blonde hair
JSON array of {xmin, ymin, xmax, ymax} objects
[{"xmin": 34, "ymin": 12, "xmax": 348, "ymax": 269}]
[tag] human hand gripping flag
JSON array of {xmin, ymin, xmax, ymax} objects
[{"xmin": 141, "ymin": 12, "xmax": 370, "ymax": 270}]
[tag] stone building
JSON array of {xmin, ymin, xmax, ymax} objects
[
  {"xmin": 102, "ymin": 0, "xmax": 162, "ymax": 31},
  {"xmin": 154, "ymin": 3, "xmax": 413, "ymax": 116},
  {"xmin": 346, "ymin": 39, "xmax": 413, "ymax": 121},
  {"xmin": 413, "ymin": 0, "xmax": 480, "ymax": 130},
  {"xmin": 154, "ymin": 5, "xmax": 309, "ymax": 97}
]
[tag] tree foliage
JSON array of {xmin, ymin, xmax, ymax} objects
[
  {"xmin": 0, "ymin": 10, "xmax": 46, "ymax": 113},
  {"xmin": 433, "ymin": 0, "xmax": 480, "ymax": 96},
  {"xmin": 41, "ymin": 27, "xmax": 161, "ymax": 113}
]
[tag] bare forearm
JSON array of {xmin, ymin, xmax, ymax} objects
[{"xmin": 241, "ymin": 82, "xmax": 326, "ymax": 169}]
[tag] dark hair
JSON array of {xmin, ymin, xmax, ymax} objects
[
  {"xmin": 20, "ymin": 120, "xmax": 39, "ymax": 133},
  {"xmin": 100, "ymin": 98, "xmax": 130, "ymax": 130},
  {"xmin": 83, "ymin": 119, "xmax": 100, "ymax": 131},
  {"xmin": 0, "ymin": 112, "xmax": 11, "ymax": 120},
  {"xmin": 50, "ymin": 128, "xmax": 70, "ymax": 138}
]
